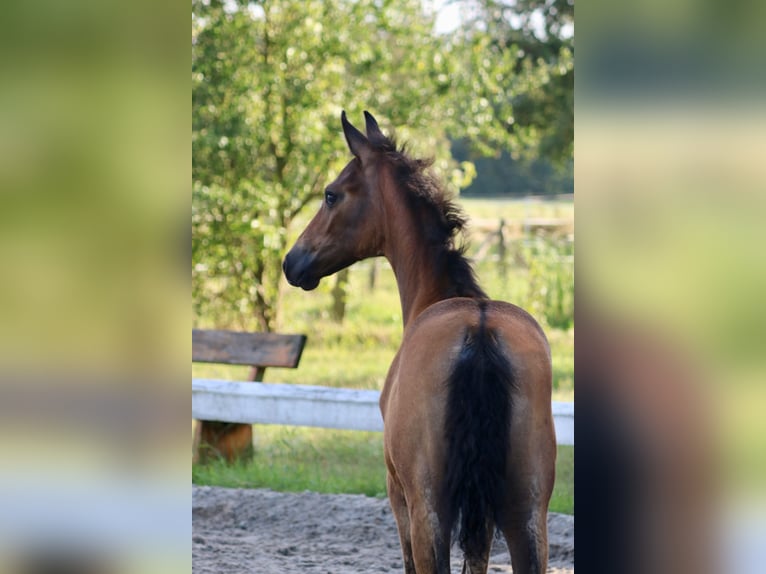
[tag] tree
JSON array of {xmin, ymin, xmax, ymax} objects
[
  {"xmin": 447, "ymin": 0, "xmax": 574, "ymax": 164},
  {"xmin": 192, "ymin": 0, "xmax": 471, "ymax": 331}
]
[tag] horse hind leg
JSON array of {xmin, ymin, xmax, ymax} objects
[
  {"xmin": 500, "ymin": 453, "xmax": 553, "ymax": 573},
  {"xmin": 387, "ymin": 473, "xmax": 416, "ymax": 574},
  {"xmin": 406, "ymin": 491, "xmax": 451, "ymax": 574},
  {"xmin": 500, "ymin": 500, "xmax": 550, "ymax": 574},
  {"xmin": 500, "ymin": 387, "xmax": 556, "ymax": 573}
]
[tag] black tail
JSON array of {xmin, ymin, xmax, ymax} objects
[{"xmin": 443, "ymin": 301, "xmax": 513, "ymax": 562}]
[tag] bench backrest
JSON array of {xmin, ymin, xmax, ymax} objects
[{"xmin": 192, "ymin": 329, "xmax": 306, "ymax": 369}]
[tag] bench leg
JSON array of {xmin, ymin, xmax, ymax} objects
[{"xmin": 193, "ymin": 421, "xmax": 253, "ymax": 464}]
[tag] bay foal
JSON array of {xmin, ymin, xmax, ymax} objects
[{"xmin": 283, "ymin": 112, "xmax": 556, "ymax": 573}]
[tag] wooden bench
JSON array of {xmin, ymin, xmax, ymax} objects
[{"xmin": 192, "ymin": 329, "xmax": 307, "ymax": 463}]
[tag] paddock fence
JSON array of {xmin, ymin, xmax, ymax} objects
[{"xmin": 192, "ymin": 379, "xmax": 574, "ymax": 446}]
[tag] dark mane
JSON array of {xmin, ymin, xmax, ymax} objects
[{"xmin": 370, "ymin": 133, "xmax": 488, "ymax": 299}]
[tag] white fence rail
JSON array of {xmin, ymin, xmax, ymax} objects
[{"xmin": 192, "ymin": 378, "xmax": 574, "ymax": 446}]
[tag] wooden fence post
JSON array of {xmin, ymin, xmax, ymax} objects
[{"xmin": 497, "ymin": 218, "xmax": 507, "ymax": 279}]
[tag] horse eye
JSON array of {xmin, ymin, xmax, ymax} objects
[{"xmin": 325, "ymin": 190, "xmax": 338, "ymax": 207}]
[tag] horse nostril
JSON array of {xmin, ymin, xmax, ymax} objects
[
  {"xmin": 282, "ymin": 251, "xmax": 296, "ymax": 279},
  {"xmin": 283, "ymin": 249, "xmax": 305, "ymax": 284}
]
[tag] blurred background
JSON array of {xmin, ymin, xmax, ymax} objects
[
  {"xmin": 0, "ymin": 1, "xmax": 189, "ymax": 573},
  {"xmin": 576, "ymin": 0, "xmax": 766, "ymax": 572}
]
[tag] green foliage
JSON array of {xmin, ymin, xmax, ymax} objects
[
  {"xmin": 447, "ymin": 0, "xmax": 574, "ymax": 163},
  {"xmin": 192, "ymin": 0, "xmax": 475, "ymax": 331},
  {"xmin": 453, "ymin": 138, "xmax": 573, "ymax": 196},
  {"xmin": 192, "ymin": 0, "xmax": 347, "ymax": 329},
  {"xmin": 524, "ymin": 234, "xmax": 574, "ymax": 330}
]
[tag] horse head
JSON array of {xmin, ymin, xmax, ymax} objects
[{"xmin": 283, "ymin": 111, "xmax": 387, "ymax": 290}]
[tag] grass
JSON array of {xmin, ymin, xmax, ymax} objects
[
  {"xmin": 193, "ymin": 197, "xmax": 574, "ymax": 514},
  {"xmin": 192, "ymin": 424, "xmax": 574, "ymax": 515},
  {"xmin": 550, "ymin": 445, "xmax": 574, "ymax": 514},
  {"xmin": 193, "ymin": 426, "xmax": 388, "ymax": 497}
]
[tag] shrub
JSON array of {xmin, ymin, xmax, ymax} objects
[{"xmin": 523, "ymin": 234, "xmax": 574, "ymax": 330}]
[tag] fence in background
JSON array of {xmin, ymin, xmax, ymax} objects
[{"xmin": 192, "ymin": 379, "xmax": 574, "ymax": 446}]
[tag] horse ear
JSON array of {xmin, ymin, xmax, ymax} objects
[
  {"xmin": 363, "ymin": 111, "xmax": 384, "ymax": 141},
  {"xmin": 341, "ymin": 111, "xmax": 371, "ymax": 161}
]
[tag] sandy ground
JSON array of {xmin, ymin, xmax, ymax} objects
[{"xmin": 193, "ymin": 485, "xmax": 573, "ymax": 573}]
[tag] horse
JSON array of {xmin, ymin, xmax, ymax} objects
[{"xmin": 283, "ymin": 111, "xmax": 556, "ymax": 574}]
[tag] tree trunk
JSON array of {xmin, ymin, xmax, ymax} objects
[{"xmin": 330, "ymin": 268, "xmax": 350, "ymax": 323}]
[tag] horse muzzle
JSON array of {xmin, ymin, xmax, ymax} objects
[{"xmin": 282, "ymin": 248, "xmax": 321, "ymax": 291}]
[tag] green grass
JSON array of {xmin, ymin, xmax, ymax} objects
[
  {"xmin": 551, "ymin": 445, "xmax": 574, "ymax": 514},
  {"xmin": 192, "ymin": 424, "xmax": 574, "ymax": 515},
  {"xmin": 193, "ymin": 426, "xmax": 388, "ymax": 497},
  {"xmin": 193, "ymin": 198, "xmax": 574, "ymax": 514}
]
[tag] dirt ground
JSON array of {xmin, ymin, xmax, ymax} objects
[{"xmin": 193, "ymin": 485, "xmax": 574, "ymax": 573}]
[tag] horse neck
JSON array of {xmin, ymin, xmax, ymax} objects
[{"xmin": 378, "ymin": 173, "xmax": 459, "ymax": 328}]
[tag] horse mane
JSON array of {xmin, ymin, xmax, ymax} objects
[{"xmin": 369, "ymin": 132, "xmax": 488, "ymax": 299}]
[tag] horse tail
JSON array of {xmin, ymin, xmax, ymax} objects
[{"xmin": 443, "ymin": 300, "xmax": 513, "ymax": 564}]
